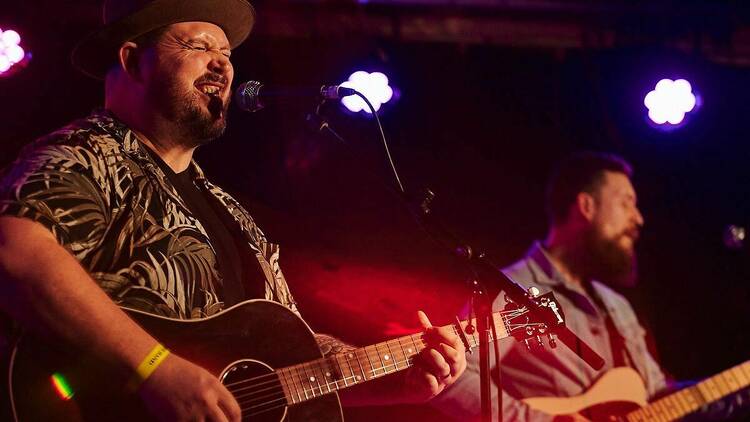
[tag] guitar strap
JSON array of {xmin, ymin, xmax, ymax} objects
[
  {"xmin": 585, "ymin": 285, "xmax": 634, "ymax": 369},
  {"xmin": 602, "ymin": 311, "xmax": 629, "ymax": 367}
]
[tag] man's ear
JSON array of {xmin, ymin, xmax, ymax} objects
[
  {"xmin": 575, "ymin": 192, "xmax": 597, "ymax": 222},
  {"xmin": 116, "ymin": 41, "xmax": 142, "ymax": 81}
]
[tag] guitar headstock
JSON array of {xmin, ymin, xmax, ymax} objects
[{"xmin": 501, "ymin": 287, "xmax": 566, "ymax": 350}]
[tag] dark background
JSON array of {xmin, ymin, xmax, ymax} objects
[{"xmin": 2, "ymin": 1, "xmax": 749, "ymax": 420}]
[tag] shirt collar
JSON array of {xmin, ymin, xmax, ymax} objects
[
  {"xmin": 525, "ymin": 241, "xmax": 584, "ymax": 292},
  {"xmin": 526, "ymin": 241, "xmax": 608, "ymax": 317},
  {"xmin": 88, "ymin": 109, "xmax": 208, "ymax": 183},
  {"xmin": 84, "ymin": 110, "xmax": 266, "ymax": 254}
]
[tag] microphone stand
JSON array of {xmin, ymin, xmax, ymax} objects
[
  {"xmin": 307, "ymin": 111, "xmax": 500, "ymax": 420},
  {"xmin": 306, "ymin": 106, "xmax": 605, "ymax": 422}
]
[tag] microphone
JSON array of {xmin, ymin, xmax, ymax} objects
[{"xmin": 234, "ymin": 80, "xmax": 357, "ymax": 112}]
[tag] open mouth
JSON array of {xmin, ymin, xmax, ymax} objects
[
  {"xmin": 195, "ymin": 84, "xmax": 227, "ymax": 117},
  {"xmin": 622, "ymin": 229, "xmax": 640, "ymax": 244},
  {"xmin": 195, "ymin": 82, "xmax": 225, "ymax": 98}
]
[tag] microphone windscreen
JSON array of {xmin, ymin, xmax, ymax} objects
[{"xmin": 235, "ymin": 80, "xmax": 264, "ymax": 112}]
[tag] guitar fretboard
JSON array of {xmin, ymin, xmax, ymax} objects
[
  {"xmin": 626, "ymin": 360, "xmax": 750, "ymax": 422},
  {"xmin": 275, "ymin": 309, "xmax": 519, "ymax": 405}
]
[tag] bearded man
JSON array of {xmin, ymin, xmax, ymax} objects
[
  {"xmin": 432, "ymin": 152, "xmax": 668, "ymax": 421},
  {"xmin": 0, "ymin": 1, "xmax": 465, "ymax": 421}
]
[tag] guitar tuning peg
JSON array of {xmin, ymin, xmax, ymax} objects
[
  {"xmin": 468, "ymin": 279, "xmax": 485, "ymax": 296},
  {"xmin": 528, "ymin": 286, "xmax": 541, "ymax": 298},
  {"xmin": 548, "ymin": 334, "xmax": 557, "ymax": 349}
]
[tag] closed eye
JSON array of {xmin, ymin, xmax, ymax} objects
[
  {"xmin": 192, "ymin": 45, "xmax": 230, "ymax": 58},
  {"xmin": 178, "ymin": 38, "xmax": 231, "ymax": 57}
]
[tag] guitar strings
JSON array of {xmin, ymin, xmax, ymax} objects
[
  {"xmin": 236, "ymin": 326, "xmax": 538, "ymax": 420},
  {"xmin": 236, "ymin": 318, "xmax": 539, "ymax": 418},
  {"xmin": 231, "ymin": 339, "xmax": 426, "ymax": 399},
  {"xmin": 214, "ymin": 306, "xmax": 559, "ymax": 419},
  {"xmin": 223, "ymin": 310, "xmax": 523, "ymax": 394},
  {"xmin": 222, "ymin": 333, "xmax": 434, "ymax": 392},
  {"xmin": 225, "ymin": 329, "xmax": 448, "ymax": 393},
  {"xmin": 225, "ymin": 338, "xmax": 429, "ymax": 395},
  {"xmin": 227, "ymin": 314, "xmax": 532, "ymax": 400},
  {"xmin": 236, "ymin": 354, "xmax": 418, "ymax": 417},
  {"xmin": 233, "ymin": 323, "xmax": 519, "ymax": 412},
  {"xmin": 225, "ymin": 309, "xmax": 530, "ymax": 416},
  {"xmin": 232, "ymin": 354, "xmax": 418, "ymax": 403},
  {"xmin": 237, "ymin": 355, "xmax": 417, "ymax": 414}
]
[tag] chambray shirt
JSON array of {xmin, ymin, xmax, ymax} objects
[{"xmin": 432, "ymin": 242, "xmax": 667, "ymax": 421}]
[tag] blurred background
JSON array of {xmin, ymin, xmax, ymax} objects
[{"xmin": 2, "ymin": 1, "xmax": 750, "ymax": 420}]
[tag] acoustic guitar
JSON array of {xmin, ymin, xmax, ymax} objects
[
  {"xmin": 7, "ymin": 293, "xmax": 564, "ymax": 421},
  {"xmin": 523, "ymin": 361, "xmax": 750, "ymax": 421}
]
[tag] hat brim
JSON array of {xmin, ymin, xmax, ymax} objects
[{"xmin": 71, "ymin": 0, "xmax": 255, "ymax": 79}]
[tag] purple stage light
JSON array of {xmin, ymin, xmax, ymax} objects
[
  {"xmin": 340, "ymin": 71, "xmax": 394, "ymax": 114},
  {"xmin": 0, "ymin": 28, "xmax": 27, "ymax": 76},
  {"xmin": 644, "ymin": 78, "xmax": 697, "ymax": 125}
]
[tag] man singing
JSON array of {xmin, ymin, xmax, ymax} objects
[
  {"xmin": 432, "ymin": 152, "xmax": 666, "ymax": 421},
  {"xmin": 0, "ymin": 1, "xmax": 466, "ymax": 420}
]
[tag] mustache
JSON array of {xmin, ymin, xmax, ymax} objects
[{"xmin": 195, "ymin": 73, "xmax": 229, "ymax": 87}]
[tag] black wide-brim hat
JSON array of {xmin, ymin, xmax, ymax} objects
[{"xmin": 71, "ymin": 0, "xmax": 255, "ymax": 79}]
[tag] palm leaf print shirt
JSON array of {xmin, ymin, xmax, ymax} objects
[{"xmin": 0, "ymin": 110, "xmax": 298, "ymax": 319}]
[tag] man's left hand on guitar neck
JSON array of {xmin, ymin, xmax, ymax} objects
[
  {"xmin": 396, "ymin": 311, "xmax": 467, "ymax": 403},
  {"xmin": 318, "ymin": 311, "xmax": 467, "ymax": 406}
]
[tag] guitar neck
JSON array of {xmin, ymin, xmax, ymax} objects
[
  {"xmin": 276, "ymin": 310, "xmax": 513, "ymax": 405},
  {"xmin": 626, "ymin": 360, "xmax": 750, "ymax": 422}
]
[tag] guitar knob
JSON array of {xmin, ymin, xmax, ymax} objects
[{"xmin": 528, "ymin": 286, "xmax": 541, "ymax": 298}]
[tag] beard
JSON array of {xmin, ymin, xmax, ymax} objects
[
  {"xmin": 177, "ymin": 92, "xmax": 229, "ymax": 145},
  {"xmin": 580, "ymin": 226, "xmax": 638, "ymax": 287},
  {"xmin": 147, "ymin": 72, "xmax": 230, "ymax": 147}
]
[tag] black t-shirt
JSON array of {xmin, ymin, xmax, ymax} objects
[{"xmin": 145, "ymin": 148, "xmax": 248, "ymax": 306}]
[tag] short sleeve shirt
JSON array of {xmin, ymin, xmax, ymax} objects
[{"xmin": 0, "ymin": 110, "xmax": 298, "ymax": 319}]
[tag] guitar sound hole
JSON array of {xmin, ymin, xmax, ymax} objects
[{"xmin": 221, "ymin": 359, "xmax": 287, "ymax": 422}]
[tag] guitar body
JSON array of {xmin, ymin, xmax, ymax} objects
[
  {"xmin": 523, "ymin": 367, "xmax": 648, "ymax": 420},
  {"xmin": 524, "ymin": 361, "xmax": 750, "ymax": 421},
  {"xmin": 7, "ymin": 299, "xmax": 343, "ymax": 422}
]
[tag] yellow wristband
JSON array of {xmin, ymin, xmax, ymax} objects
[{"xmin": 129, "ymin": 343, "xmax": 170, "ymax": 390}]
